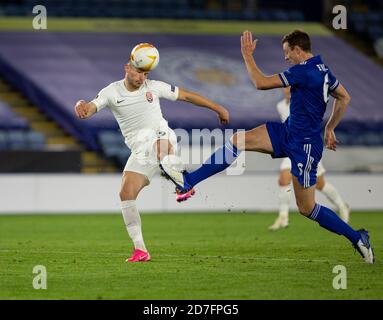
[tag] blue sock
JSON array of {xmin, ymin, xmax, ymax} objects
[
  {"xmin": 308, "ymin": 204, "xmax": 360, "ymax": 244},
  {"xmin": 185, "ymin": 140, "xmax": 240, "ymax": 187}
]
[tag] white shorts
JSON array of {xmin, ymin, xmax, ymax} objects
[
  {"xmin": 123, "ymin": 125, "xmax": 178, "ymax": 182},
  {"xmin": 280, "ymin": 157, "xmax": 326, "ymax": 177}
]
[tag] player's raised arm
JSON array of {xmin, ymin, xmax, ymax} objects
[
  {"xmin": 241, "ymin": 30, "xmax": 283, "ymax": 90},
  {"xmin": 325, "ymin": 83, "xmax": 351, "ymax": 151},
  {"xmin": 74, "ymin": 100, "xmax": 97, "ymax": 119},
  {"xmin": 177, "ymin": 88, "xmax": 230, "ymax": 124}
]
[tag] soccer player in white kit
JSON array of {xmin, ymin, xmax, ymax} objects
[
  {"xmin": 269, "ymin": 87, "xmax": 350, "ymax": 230},
  {"xmin": 74, "ymin": 45, "xmax": 229, "ymax": 262}
]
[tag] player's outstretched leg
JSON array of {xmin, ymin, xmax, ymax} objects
[
  {"xmin": 162, "ymin": 125, "xmax": 274, "ymax": 201},
  {"xmin": 156, "ymin": 138, "xmax": 196, "ymax": 202},
  {"xmin": 160, "ymin": 139, "xmax": 240, "ymax": 194},
  {"xmin": 159, "ymin": 154, "xmax": 195, "ymax": 202},
  {"xmin": 293, "ymin": 176, "xmax": 374, "ymax": 263},
  {"xmin": 161, "ymin": 136, "xmax": 241, "ymax": 191}
]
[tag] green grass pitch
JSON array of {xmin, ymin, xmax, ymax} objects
[{"xmin": 0, "ymin": 212, "xmax": 382, "ymax": 300}]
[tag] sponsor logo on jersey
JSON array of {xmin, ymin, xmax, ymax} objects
[
  {"xmin": 157, "ymin": 131, "xmax": 166, "ymax": 137},
  {"xmin": 116, "ymin": 99, "xmax": 125, "ymax": 104},
  {"xmin": 146, "ymin": 92, "xmax": 153, "ymax": 103}
]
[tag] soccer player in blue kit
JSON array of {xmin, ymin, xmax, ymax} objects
[{"xmin": 161, "ymin": 30, "xmax": 375, "ymax": 263}]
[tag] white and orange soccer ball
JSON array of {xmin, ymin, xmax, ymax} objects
[{"xmin": 130, "ymin": 43, "xmax": 160, "ymax": 72}]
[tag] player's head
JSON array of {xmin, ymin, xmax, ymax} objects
[
  {"xmin": 282, "ymin": 30, "xmax": 312, "ymax": 65},
  {"xmin": 124, "ymin": 63, "xmax": 149, "ymax": 89}
]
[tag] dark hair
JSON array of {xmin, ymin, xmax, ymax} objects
[{"xmin": 282, "ymin": 30, "xmax": 311, "ymax": 52}]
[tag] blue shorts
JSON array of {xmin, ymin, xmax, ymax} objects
[{"xmin": 266, "ymin": 122, "xmax": 323, "ymax": 188}]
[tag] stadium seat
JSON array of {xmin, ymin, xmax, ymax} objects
[
  {"xmin": 117, "ymin": 148, "xmax": 132, "ymax": 167},
  {"xmin": 98, "ymin": 130, "xmax": 131, "ymax": 166},
  {"xmin": 103, "ymin": 144, "xmax": 123, "ymax": 158},
  {"xmin": 272, "ymin": 10, "xmax": 290, "ymax": 22},
  {"xmin": 289, "ymin": 10, "xmax": 305, "ymax": 21},
  {"xmin": 368, "ymin": 25, "xmax": 383, "ymax": 41},
  {"xmin": 98, "ymin": 131, "xmax": 124, "ymax": 147},
  {"xmin": 0, "ymin": 130, "xmax": 7, "ymax": 150},
  {"xmin": 7, "ymin": 130, "xmax": 27, "ymax": 150},
  {"xmin": 26, "ymin": 131, "xmax": 46, "ymax": 150}
]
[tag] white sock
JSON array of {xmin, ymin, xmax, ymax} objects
[
  {"xmin": 120, "ymin": 200, "xmax": 147, "ymax": 252},
  {"xmin": 321, "ymin": 182, "xmax": 347, "ymax": 212},
  {"xmin": 278, "ymin": 185, "xmax": 291, "ymax": 220}
]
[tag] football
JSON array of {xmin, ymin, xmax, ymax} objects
[{"xmin": 130, "ymin": 43, "xmax": 160, "ymax": 72}]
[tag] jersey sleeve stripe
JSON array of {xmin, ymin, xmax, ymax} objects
[
  {"xmin": 329, "ymin": 79, "xmax": 339, "ymax": 91},
  {"xmin": 278, "ymin": 72, "xmax": 289, "ymax": 87}
]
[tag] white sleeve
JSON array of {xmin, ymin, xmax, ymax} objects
[
  {"xmin": 90, "ymin": 87, "xmax": 110, "ymax": 111},
  {"xmin": 149, "ymin": 80, "xmax": 179, "ymax": 101}
]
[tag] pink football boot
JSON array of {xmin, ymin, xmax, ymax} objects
[
  {"xmin": 176, "ymin": 188, "xmax": 195, "ymax": 203},
  {"xmin": 126, "ymin": 249, "xmax": 151, "ymax": 262}
]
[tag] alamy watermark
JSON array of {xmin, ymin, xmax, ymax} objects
[
  {"xmin": 32, "ymin": 265, "xmax": 47, "ymax": 289},
  {"xmin": 332, "ymin": 265, "xmax": 347, "ymax": 290},
  {"xmin": 132, "ymin": 128, "xmax": 246, "ymax": 176},
  {"xmin": 32, "ymin": 5, "xmax": 47, "ymax": 30},
  {"xmin": 332, "ymin": 5, "xmax": 347, "ymax": 30}
]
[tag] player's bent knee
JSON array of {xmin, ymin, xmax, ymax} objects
[{"xmin": 296, "ymin": 202, "xmax": 314, "ymax": 217}]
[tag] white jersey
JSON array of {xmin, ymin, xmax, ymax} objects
[
  {"xmin": 91, "ymin": 79, "xmax": 179, "ymax": 152},
  {"xmin": 276, "ymin": 98, "xmax": 290, "ymax": 123}
]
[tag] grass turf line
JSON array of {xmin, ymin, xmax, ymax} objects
[{"xmin": 0, "ymin": 212, "xmax": 382, "ymax": 299}]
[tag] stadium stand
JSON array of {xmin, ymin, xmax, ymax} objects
[
  {"xmin": 0, "ymin": 31, "xmax": 382, "ymax": 164},
  {"xmin": 98, "ymin": 130, "xmax": 131, "ymax": 167},
  {"xmin": 343, "ymin": 0, "xmax": 383, "ymax": 60},
  {"xmin": 0, "ymin": 78, "xmax": 117, "ymax": 171},
  {"xmin": 0, "ymin": 0, "xmax": 306, "ymax": 21},
  {"xmin": 0, "ymin": 100, "xmax": 28, "ymax": 130},
  {"xmin": 1, "ymin": 1, "xmax": 382, "ymax": 167},
  {"xmin": 0, "ymin": 100, "xmax": 46, "ymax": 151}
]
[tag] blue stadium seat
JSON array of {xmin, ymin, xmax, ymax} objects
[
  {"xmin": 240, "ymin": 11, "xmax": 257, "ymax": 20},
  {"xmin": 103, "ymin": 144, "xmax": 123, "ymax": 158},
  {"xmin": 368, "ymin": 25, "xmax": 383, "ymax": 41},
  {"xmin": 349, "ymin": 12, "xmax": 365, "ymax": 22},
  {"xmin": 117, "ymin": 148, "xmax": 132, "ymax": 167},
  {"xmin": 0, "ymin": 130, "xmax": 7, "ymax": 150},
  {"xmin": 367, "ymin": 12, "xmax": 382, "ymax": 23},
  {"xmin": 354, "ymin": 22, "xmax": 368, "ymax": 35},
  {"xmin": 7, "ymin": 130, "xmax": 27, "ymax": 150},
  {"xmin": 99, "ymin": 131, "xmax": 124, "ymax": 147},
  {"xmin": 257, "ymin": 10, "xmax": 272, "ymax": 21},
  {"xmin": 98, "ymin": 130, "xmax": 128, "ymax": 163},
  {"xmin": 289, "ymin": 10, "xmax": 305, "ymax": 21},
  {"xmin": 26, "ymin": 131, "xmax": 46, "ymax": 150},
  {"xmin": 272, "ymin": 10, "xmax": 290, "ymax": 22}
]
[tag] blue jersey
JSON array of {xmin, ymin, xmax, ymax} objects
[{"xmin": 278, "ymin": 55, "xmax": 339, "ymax": 140}]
